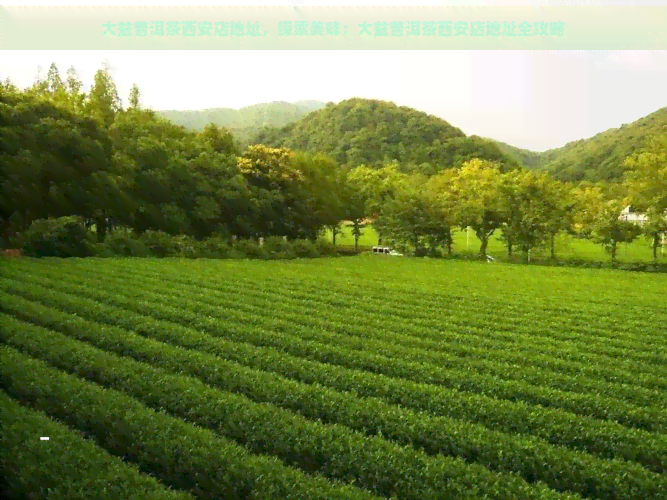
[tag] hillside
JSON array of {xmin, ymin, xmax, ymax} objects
[
  {"xmin": 156, "ymin": 100, "xmax": 327, "ymax": 145},
  {"xmin": 488, "ymin": 140, "xmax": 546, "ymax": 170},
  {"xmin": 158, "ymin": 97, "xmax": 667, "ymax": 183},
  {"xmin": 248, "ymin": 98, "xmax": 521, "ymax": 174},
  {"xmin": 525, "ymin": 107, "xmax": 667, "ymax": 183}
]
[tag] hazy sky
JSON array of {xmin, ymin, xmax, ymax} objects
[{"xmin": 2, "ymin": 50, "xmax": 667, "ymax": 152}]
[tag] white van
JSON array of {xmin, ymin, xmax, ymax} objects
[{"xmin": 372, "ymin": 246, "xmax": 403, "ymax": 256}]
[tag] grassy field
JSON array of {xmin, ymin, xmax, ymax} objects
[
  {"xmin": 2, "ymin": 256, "xmax": 667, "ymax": 499},
  {"xmin": 324, "ymin": 224, "xmax": 667, "ymax": 263}
]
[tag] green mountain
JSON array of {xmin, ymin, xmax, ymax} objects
[
  {"xmin": 156, "ymin": 100, "xmax": 327, "ymax": 145},
  {"xmin": 248, "ymin": 98, "xmax": 520, "ymax": 174},
  {"xmin": 491, "ymin": 106, "xmax": 667, "ymax": 183},
  {"xmin": 487, "ymin": 140, "xmax": 546, "ymax": 170},
  {"xmin": 159, "ymin": 97, "xmax": 667, "ymax": 183},
  {"xmin": 533, "ymin": 107, "xmax": 667, "ymax": 183}
]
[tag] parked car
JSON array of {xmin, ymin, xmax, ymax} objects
[{"xmin": 372, "ymin": 246, "xmax": 403, "ymax": 256}]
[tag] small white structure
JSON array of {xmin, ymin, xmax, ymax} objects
[
  {"xmin": 372, "ymin": 246, "xmax": 403, "ymax": 256},
  {"xmin": 619, "ymin": 206, "xmax": 650, "ymax": 225},
  {"xmin": 619, "ymin": 206, "xmax": 667, "ymax": 245}
]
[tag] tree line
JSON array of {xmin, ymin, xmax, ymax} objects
[
  {"xmin": 358, "ymin": 153, "xmax": 667, "ymax": 263},
  {"xmin": 0, "ymin": 62, "xmax": 355, "ymax": 248},
  {"xmin": 2, "ymin": 61, "xmax": 666, "ymax": 263}
]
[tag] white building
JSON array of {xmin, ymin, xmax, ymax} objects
[
  {"xmin": 619, "ymin": 205, "xmax": 649, "ymax": 224},
  {"xmin": 619, "ymin": 206, "xmax": 667, "ymax": 244}
]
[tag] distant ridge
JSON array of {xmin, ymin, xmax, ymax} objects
[
  {"xmin": 158, "ymin": 97, "xmax": 667, "ymax": 183},
  {"xmin": 156, "ymin": 100, "xmax": 328, "ymax": 145}
]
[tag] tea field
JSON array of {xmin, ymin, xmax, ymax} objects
[{"xmin": 1, "ymin": 256, "xmax": 667, "ymax": 500}]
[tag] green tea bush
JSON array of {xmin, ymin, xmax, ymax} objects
[
  {"xmin": 0, "ymin": 393, "xmax": 195, "ymax": 500},
  {"xmin": 0, "ymin": 342, "xmax": 576, "ymax": 500},
  {"xmin": 3, "ymin": 308, "xmax": 664, "ymax": 500},
  {"xmin": 5, "ymin": 256, "xmax": 667, "ymax": 499},
  {"xmin": 0, "ymin": 347, "xmax": 388, "ymax": 500},
  {"xmin": 2, "ymin": 279, "xmax": 665, "ymax": 485}
]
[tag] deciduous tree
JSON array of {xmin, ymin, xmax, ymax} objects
[
  {"xmin": 572, "ymin": 184, "xmax": 642, "ymax": 262},
  {"xmin": 623, "ymin": 135, "xmax": 667, "ymax": 261},
  {"xmin": 449, "ymin": 159, "xmax": 506, "ymax": 260}
]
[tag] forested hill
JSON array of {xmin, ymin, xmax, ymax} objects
[
  {"xmin": 487, "ymin": 140, "xmax": 546, "ymax": 170},
  {"xmin": 248, "ymin": 98, "xmax": 521, "ymax": 174},
  {"xmin": 489, "ymin": 106, "xmax": 667, "ymax": 183},
  {"xmin": 159, "ymin": 96, "xmax": 667, "ymax": 183},
  {"xmin": 157, "ymin": 100, "xmax": 326, "ymax": 144}
]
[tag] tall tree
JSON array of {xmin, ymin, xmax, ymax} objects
[
  {"xmin": 341, "ymin": 170, "xmax": 369, "ymax": 251},
  {"xmin": 65, "ymin": 66, "xmax": 86, "ymax": 113},
  {"xmin": 425, "ymin": 168, "xmax": 458, "ymax": 255},
  {"xmin": 290, "ymin": 152, "xmax": 345, "ymax": 242},
  {"xmin": 498, "ymin": 170, "xmax": 569, "ymax": 261},
  {"xmin": 198, "ymin": 123, "xmax": 238, "ymax": 156},
  {"xmin": 0, "ymin": 77, "xmax": 18, "ymax": 93},
  {"xmin": 572, "ymin": 183, "xmax": 642, "ymax": 262},
  {"xmin": 87, "ymin": 60, "xmax": 122, "ymax": 128},
  {"xmin": 128, "ymin": 83, "xmax": 141, "ymax": 110},
  {"xmin": 30, "ymin": 65, "xmax": 49, "ymax": 94},
  {"xmin": 449, "ymin": 158, "xmax": 506, "ymax": 260},
  {"xmin": 623, "ymin": 135, "xmax": 667, "ymax": 261},
  {"xmin": 375, "ymin": 180, "xmax": 426, "ymax": 254},
  {"xmin": 237, "ymin": 145, "xmax": 301, "ymax": 238},
  {"xmin": 107, "ymin": 109, "xmax": 193, "ymax": 236},
  {"xmin": 377, "ymin": 175, "xmax": 452, "ymax": 256},
  {"xmin": 346, "ymin": 163, "xmax": 408, "ymax": 245},
  {"xmin": 541, "ymin": 177, "xmax": 576, "ymax": 260},
  {"xmin": 45, "ymin": 63, "xmax": 64, "ymax": 94},
  {"xmin": 0, "ymin": 91, "xmax": 116, "ymax": 243}
]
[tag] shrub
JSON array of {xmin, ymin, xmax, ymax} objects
[
  {"xmin": 197, "ymin": 235, "xmax": 234, "ymax": 259},
  {"xmin": 414, "ymin": 247, "xmax": 429, "ymax": 258},
  {"xmin": 22, "ymin": 216, "xmax": 95, "ymax": 258},
  {"xmin": 139, "ymin": 230, "xmax": 180, "ymax": 257},
  {"xmin": 171, "ymin": 235, "xmax": 199, "ymax": 259},
  {"xmin": 262, "ymin": 236, "xmax": 295, "ymax": 259},
  {"xmin": 98, "ymin": 228, "xmax": 148, "ymax": 257},
  {"xmin": 1, "ymin": 347, "xmax": 379, "ymax": 500},
  {"xmin": 291, "ymin": 239, "xmax": 319, "ymax": 258},
  {"xmin": 233, "ymin": 238, "xmax": 267, "ymax": 259},
  {"xmin": 337, "ymin": 246, "xmax": 362, "ymax": 256},
  {"xmin": 314, "ymin": 239, "xmax": 337, "ymax": 256}
]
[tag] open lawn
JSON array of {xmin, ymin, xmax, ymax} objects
[{"xmin": 1, "ymin": 256, "xmax": 667, "ymax": 500}]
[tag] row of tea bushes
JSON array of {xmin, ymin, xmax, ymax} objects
[
  {"xmin": 11, "ymin": 270, "xmax": 664, "ymax": 434},
  {"xmin": 0, "ymin": 392, "xmax": 195, "ymax": 500},
  {"xmin": 3, "ymin": 287, "xmax": 667, "ymax": 490},
  {"xmin": 0, "ymin": 346, "xmax": 385, "ymax": 500}
]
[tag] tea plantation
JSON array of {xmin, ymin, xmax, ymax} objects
[{"xmin": 1, "ymin": 256, "xmax": 667, "ymax": 500}]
